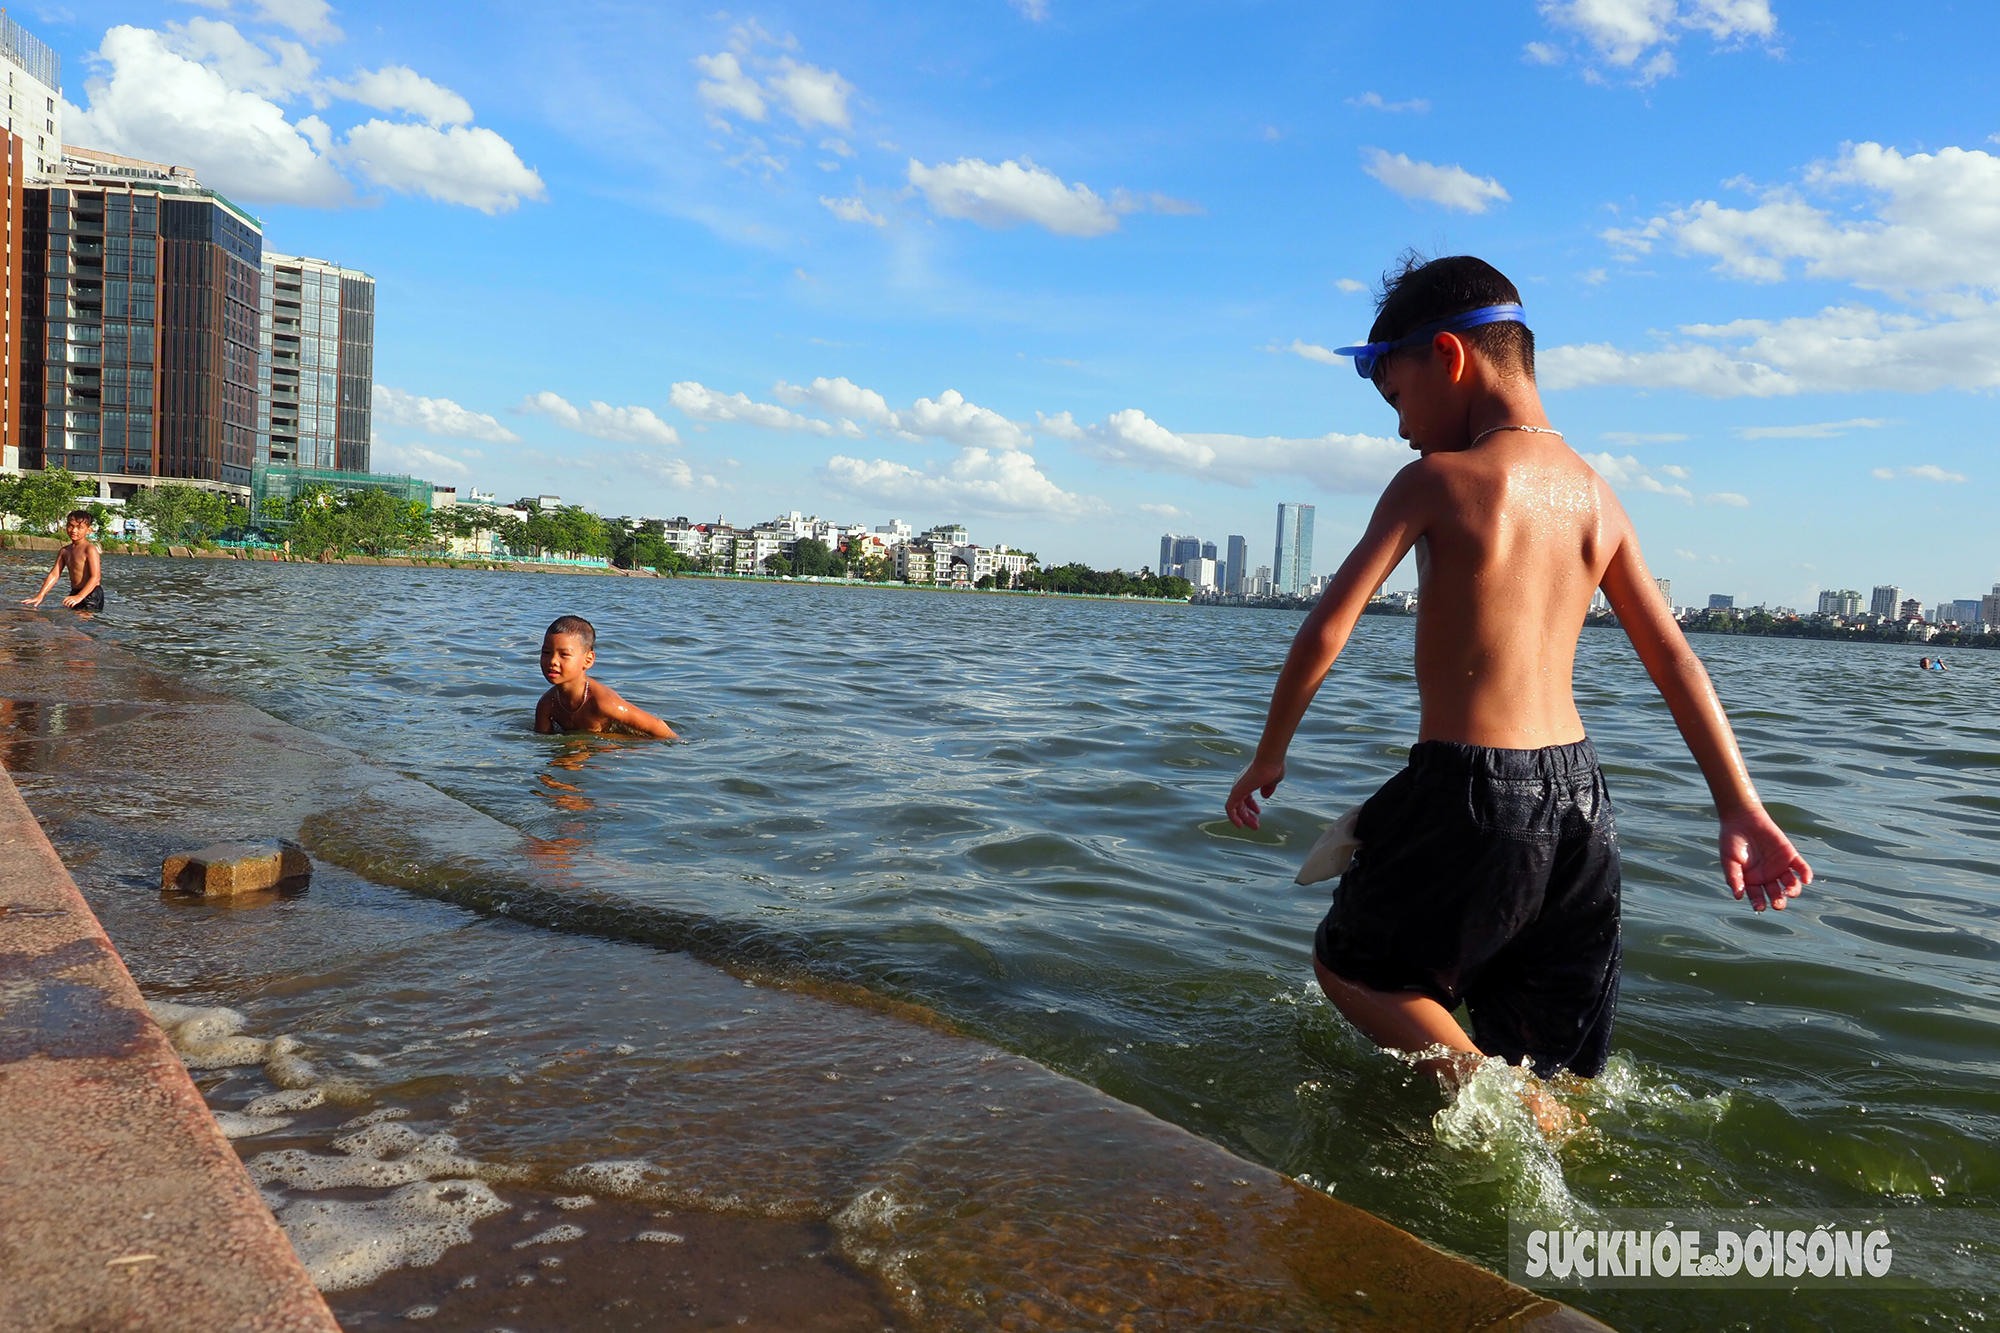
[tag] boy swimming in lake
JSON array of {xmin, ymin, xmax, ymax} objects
[
  {"xmin": 1225, "ymin": 254, "xmax": 1811, "ymax": 1083},
  {"xmin": 21, "ymin": 510, "xmax": 104, "ymax": 611},
  {"xmin": 534, "ymin": 615, "xmax": 678, "ymax": 738}
]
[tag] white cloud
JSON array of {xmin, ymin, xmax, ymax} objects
[
  {"xmin": 1287, "ymin": 340, "xmax": 1348, "ymax": 367},
  {"xmin": 519, "ymin": 392, "xmax": 680, "ymax": 447},
  {"xmin": 1606, "ymin": 143, "xmax": 2000, "ymax": 299},
  {"xmin": 1348, "ymin": 91, "xmax": 1430, "ymax": 113},
  {"xmin": 1537, "ymin": 0, "xmax": 1775, "ymax": 82},
  {"xmin": 765, "ymin": 58, "xmax": 853, "ymax": 130},
  {"xmin": 820, "ymin": 195, "xmax": 886, "ymax": 226},
  {"xmin": 70, "ymin": 24, "xmax": 349, "ymax": 206},
  {"xmin": 823, "ymin": 447, "xmax": 1098, "ymax": 518},
  {"xmin": 1137, "ymin": 502, "xmax": 1189, "ymax": 520},
  {"xmin": 1876, "ymin": 464, "xmax": 1969, "ymax": 484},
  {"xmin": 1039, "ymin": 408, "xmax": 1406, "ymax": 493},
  {"xmin": 1736, "ymin": 417, "xmax": 1889, "ymax": 440},
  {"xmin": 1704, "ymin": 491, "xmax": 1751, "ymax": 506},
  {"xmin": 1542, "ymin": 303, "xmax": 2000, "ymax": 397},
  {"xmin": 1010, "ymin": 0, "xmax": 1050, "ymax": 19},
  {"xmin": 901, "ymin": 390, "xmax": 1033, "ymax": 451},
  {"xmin": 185, "ymin": 0, "xmax": 342, "ymax": 44},
  {"xmin": 373, "ymin": 440, "xmax": 470, "ymax": 477},
  {"xmin": 374, "ymin": 386, "xmax": 520, "ymax": 443},
  {"xmin": 1361, "ymin": 149, "xmax": 1509, "ymax": 214},
  {"xmin": 669, "ymin": 382, "xmax": 860, "ymax": 437},
  {"xmin": 772, "ymin": 377, "xmax": 896, "ymax": 426},
  {"xmin": 1523, "ymin": 40, "xmax": 1565, "ymax": 65},
  {"xmin": 337, "ymin": 120, "xmax": 545, "ymax": 213},
  {"xmin": 694, "ymin": 51, "xmax": 765, "ymax": 120},
  {"xmin": 906, "ymin": 156, "xmax": 1120, "ymax": 237},
  {"xmin": 162, "ymin": 17, "xmax": 318, "ymax": 99},
  {"xmin": 1601, "ymin": 431, "xmax": 1689, "ymax": 445},
  {"xmin": 332, "ymin": 65, "xmax": 473, "ymax": 126},
  {"xmin": 1334, "ymin": 278, "xmax": 1370, "ymax": 294},
  {"xmin": 1584, "ymin": 451, "xmax": 1705, "ymax": 502}
]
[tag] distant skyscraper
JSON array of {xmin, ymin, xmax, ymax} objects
[
  {"xmin": 1870, "ymin": 585, "xmax": 1902, "ymax": 619},
  {"xmin": 1158, "ymin": 533, "xmax": 1176, "ymax": 577},
  {"xmin": 1954, "ymin": 598, "xmax": 1982, "ymax": 627},
  {"xmin": 1200, "ymin": 540, "xmax": 1217, "ymax": 561},
  {"xmin": 1273, "ymin": 503, "xmax": 1314, "ymax": 596},
  {"xmin": 257, "ymin": 252, "xmax": 376, "ymax": 472},
  {"xmin": 1172, "ymin": 534, "xmax": 1202, "ymax": 570},
  {"xmin": 1225, "ymin": 534, "xmax": 1248, "ymax": 595},
  {"xmin": 1984, "ymin": 586, "xmax": 2000, "ymax": 632},
  {"xmin": 1708, "ymin": 594, "xmax": 1734, "ymax": 611},
  {"xmin": 1653, "ymin": 577, "xmax": 1672, "ymax": 607}
]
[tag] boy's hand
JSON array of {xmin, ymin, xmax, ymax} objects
[
  {"xmin": 1719, "ymin": 806, "xmax": 1812, "ymax": 911},
  {"xmin": 60, "ymin": 593, "xmax": 82, "ymax": 608},
  {"xmin": 20, "ymin": 594, "xmax": 43, "ymax": 607},
  {"xmin": 1226, "ymin": 756, "xmax": 1286, "ymax": 830}
]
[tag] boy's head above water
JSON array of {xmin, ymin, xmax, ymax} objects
[
  {"xmin": 541, "ymin": 615, "xmax": 596, "ymax": 685},
  {"xmin": 1366, "ymin": 253, "xmax": 1534, "ymax": 384},
  {"xmin": 65, "ymin": 509, "xmax": 94, "ymax": 537}
]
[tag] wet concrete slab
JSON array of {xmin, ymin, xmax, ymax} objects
[{"xmin": 0, "ymin": 612, "xmax": 1613, "ymax": 1332}]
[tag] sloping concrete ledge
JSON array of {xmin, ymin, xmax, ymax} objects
[{"xmin": 0, "ymin": 763, "xmax": 339, "ymax": 1333}]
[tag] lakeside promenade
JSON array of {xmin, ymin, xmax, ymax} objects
[{"xmin": 0, "ymin": 610, "xmax": 1611, "ymax": 1331}]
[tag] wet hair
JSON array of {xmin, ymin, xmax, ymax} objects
[
  {"xmin": 66, "ymin": 509, "xmax": 94, "ymax": 526},
  {"xmin": 544, "ymin": 615, "xmax": 595, "ymax": 650},
  {"xmin": 1369, "ymin": 251, "xmax": 1534, "ymax": 380}
]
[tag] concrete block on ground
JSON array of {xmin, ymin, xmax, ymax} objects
[
  {"xmin": 167, "ymin": 546, "xmax": 191, "ymax": 557},
  {"xmin": 162, "ymin": 840, "xmax": 311, "ymax": 898}
]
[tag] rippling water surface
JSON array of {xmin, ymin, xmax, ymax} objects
[{"xmin": 46, "ymin": 559, "xmax": 2000, "ymax": 1328}]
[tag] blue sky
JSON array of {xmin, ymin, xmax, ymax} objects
[{"xmin": 51, "ymin": 0, "xmax": 2000, "ymax": 607}]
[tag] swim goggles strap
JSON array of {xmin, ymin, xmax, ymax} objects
[{"xmin": 1332, "ymin": 303, "xmax": 1527, "ymax": 379}]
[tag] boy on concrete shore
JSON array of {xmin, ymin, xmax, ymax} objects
[
  {"xmin": 1226, "ymin": 254, "xmax": 1811, "ymax": 1084},
  {"xmin": 535, "ymin": 615, "xmax": 678, "ymax": 738},
  {"xmin": 21, "ymin": 510, "xmax": 105, "ymax": 611}
]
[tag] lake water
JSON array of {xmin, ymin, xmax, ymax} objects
[{"xmin": 30, "ymin": 557, "xmax": 2000, "ymax": 1330}]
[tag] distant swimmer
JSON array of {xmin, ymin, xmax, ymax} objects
[
  {"xmin": 21, "ymin": 509, "xmax": 104, "ymax": 612},
  {"xmin": 534, "ymin": 615, "xmax": 678, "ymax": 738},
  {"xmin": 1919, "ymin": 657, "xmax": 1946, "ymax": 671},
  {"xmin": 1225, "ymin": 254, "xmax": 1811, "ymax": 1091}
]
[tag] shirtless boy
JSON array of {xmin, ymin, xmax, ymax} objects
[
  {"xmin": 1225, "ymin": 255, "xmax": 1811, "ymax": 1082},
  {"xmin": 534, "ymin": 615, "xmax": 678, "ymax": 738},
  {"xmin": 22, "ymin": 510, "xmax": 104, "ymax": 611}
]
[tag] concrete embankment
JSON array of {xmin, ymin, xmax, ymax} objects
[
  {"xmin": 0, "ymin": 750, "xmax": 338, "ymax": 1329},
  {"xmin": 0, "ymin": 611, "xmax": 1612, "ymax": 1332},
  {"xmin": 0, "ymin": 532, "xmax": 657, "ymax": 578}
]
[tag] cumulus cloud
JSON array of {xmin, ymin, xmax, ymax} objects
[
  {"xmin": 373, "ymin": 440, "xmax": 470, "ymax": 477},
  {"xmin": 695, "ymin": 44, "xmax": 853, "ymax": 133},
  {"xmin": 1287, "ymin": 340, "xmax": 1348, "ymax": 367},
  {"xmin": 1582, "ymin": 451, "xmax": 1738, "ymax": 504},
  {"xmin": 519, "ymin": 392, "xmax": 681, "ymax": 447},
  {"xmin": 1704, "ymin": 491, "xmax": 1752, "ymax": 506},
  {"xmin": 694, "ymin": 51, "xmax": 766, "ymax": 120},
  {"xmin": 1536, "ymin": 0, "xmax": 1777, "ymax": 83},
  {"xmin": 1736, "ymin": 418, "xmax": 1889, "ymax": 439},
  {"xmin": 184, "ymin": 0, "xmax": 342, "ymax": 44},
  {"xmin": 69, "ymin": 20, "xmax": 542, "ymax": 213},
  {"xmin": 670, "ymin": 382, "xmax": 860, "ymax": 437},
  {"xmin": 772, "ymin": 377, "xmax": 897, "ymax": 426},
  {"xmin": 823, "ymin": 447, "xmax": 1098, "ymax": 518},
  {"xmin": 1038, "ymin": 409, "xmax": 1406, "ymax": 493},
  {"xmin": 765, "ymin": 58, "xmax": 853, "ymax": 130},
  {"xmin": 820, "ymin": 195, "xmax": 886, "ymax": 226},
  {"xmin": 1542, "ymin": 303, "xmax": 2000, "ymax": 397},
  {"xmin": 1605, "ymin": 143, "xmax": 2000, "ymax": 299},
  {"xmin": 900, "ymin": 390, "xmax": 1034, "ymax": 451},
  {"xmin": 338, "ymin": 120, "xmax": 545, "ymax": 213},
  {"xmin": 627, "ymin": 453, "xmax": 720, "ymax": 491},
  {"xmin": 1137, "ymin": 502, "xmax": 1189, "ymax": 519},
  {"xmin": 1335, "ymin": 278, "xmax": 1370, "ymax": 294},
  {"xmin": 70, "ymin": 24, "xmax": 349, "ymax": 206},
  {"xmin": 1874, "ymin": 464, "xmax": 1968, "ymax": 483},
  {"xmin": 1361, "ymin": 149, "xmax": 1510, "ymax": 213},
  {"xmin": 907, "ymin": 156, "xmax": 1121, "ymax": 237},
  {"xmin": 331, "ymin": 65, "xmax": 473, "ymax": 126},
  {"xmin": 373, "ymin": 386, "xmax": 520, "ymax": 443}
]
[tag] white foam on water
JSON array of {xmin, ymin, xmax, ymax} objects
[
  {"xmin": 1427, "ymin": 1053, "xmax": 1583, "ymax": 1222},
  {"xmin": 279, "ymin": 1178, "xmax": 507, "ymax": 1292},
  {"xmin": 250, "ymin": 1126, "xmax": 497, "ymax": 1192},
  {"xmin": 555, "ymin": 1160, "xmax": 675, "ymax": 1203},
  {"xmin": 551, "ymin": 1196, "xmax": 595, "ymax": 1210},
  {"xmin": 246, "ymin": 1088, "xmax": 325, "ymax": 1115},
  {"xmin": 831, "ymin": 1186, "xmax": 922, "ymax": 1311},
  {"xmin": 512, "ymin": 1224, "xmax": 584, "ymax": 1249},
  {"xmin": 214, "ymin": 1111, "xmax": 295, "ymax": 1139},
  {"xmin": 633, "ymin": 1231, "xmax": 684, "ymax": 1244},
  {"xmin": 341, "ymin": 1106, "xmax": 412, "ymax": 1129}
]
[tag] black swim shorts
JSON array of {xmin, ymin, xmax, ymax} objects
[
  {"xmin": 1313, "ymin": 738, "xmax": 1621, "ymax": 1078},
  {"xmin": 72, "ymin": 586, "xmax": 104, "ymax": 611}
]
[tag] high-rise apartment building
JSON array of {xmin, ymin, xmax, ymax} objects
[
  {"xmin": 1818, "ymin": 589, "xmax": 1862, "ymax": 617},
  {"xmin": 1653, "ymin": 577, "xmax": 1672, "ymax": 606},
  {"xmin": 21, "ymin": 147, "xmax": 262, "ymax": 489},
  {"xmin": 256, "ymin": 252, "xmax": 375, "ymax": 472},
  {"xmin": 1954, "ymin": 598, "xmax": 1982, "ymax": 628},
  {"xmin": 1158, "ymin": 533, "xmax": 1174, "ymax": 576},
  {"xmin": 1273, "ymin": 503, "xmax": 1314, "ymax": 596},
  {"xmin": 1869, "ymin": 585, "xmax": 1902, "ymax": 619},
  {"xmin": 1172, "ymin": 534, "xmax": 1201, "ymax": 569},
  {"xmin": 1, "ymin": 16, "xmax": 60, "ymax": 176},
  {"xmin": 1225, "ymin": 534, "xmax": 1248, "ymax": 595},
  {"xmin": 1708, "ymin": 594, "xmax": 1734, "ymax": 611}
]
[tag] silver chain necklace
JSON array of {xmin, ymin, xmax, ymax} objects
[{"xmin": 1470, "ymin": 424, "xmax": 1564, "ymax": 448}]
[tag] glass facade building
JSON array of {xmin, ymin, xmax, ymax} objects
[
  {"xmin": 1273, "ymin": 502, "xmax": 1315, "ymax": 597},
  {"xmin": 257, "ymin": 252, "xmax": 374, "ymax": 473}
]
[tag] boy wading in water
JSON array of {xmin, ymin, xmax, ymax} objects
[
  {"xmin": 535, "ymin": 615, "xmax": 678, "ymax": 738},
  {"xmin": 1226, "ymin": 255, "xmax": 1812, "ymax": 1088},
  {"xmin": 22, "ymin": 509, "xmax": 105, "ymax": 611}
]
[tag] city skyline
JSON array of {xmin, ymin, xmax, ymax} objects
[{"xmin": 31, "ymin": 3, "xmax": 2000, "ymax": 603}]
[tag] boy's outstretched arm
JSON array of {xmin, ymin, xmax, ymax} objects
[
  {"xmin": 1226, "ymin": 470, "xmax": 1425, "ymax": 829},
  {"xmin": 21, "ymin": 552, "xmax": 65, "ymax": 607},
  {"xmin": 1598, "ymin": 517, "xmax": 1812, "ymax": 911}
]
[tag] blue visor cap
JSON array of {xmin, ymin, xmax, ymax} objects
[{"xmin": 1332, "ymin": 303, "xmax": 1527, "ymax": 379}]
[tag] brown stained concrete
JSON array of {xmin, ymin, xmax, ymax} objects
[
  {"xmin": 0, "ymin": 759, "xmax": 339, "ymax": 1330},
  {"xmin": 0, "ymin": 612, "xmax": 1614, "ymax": 1333}
]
